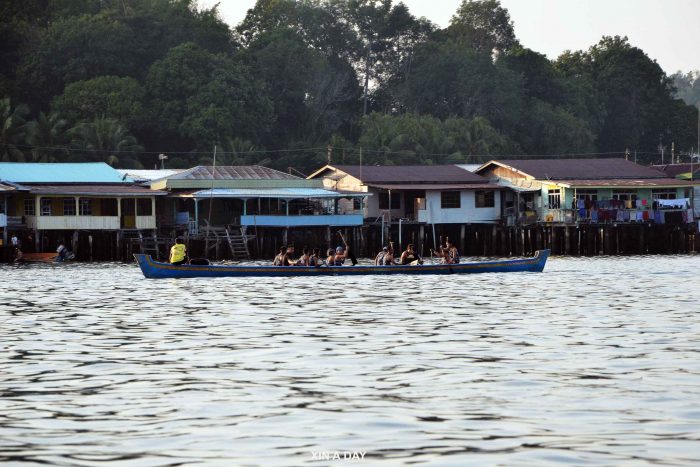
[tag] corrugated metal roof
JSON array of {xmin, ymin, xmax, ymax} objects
[
  {"xmin": 487, "ymin": 159, "xmax": 666, "ymax": 180},
  {"xmin": 0, "ymin": 162, "xmax": 126, "ymax": 183},
  {"xmin": 329, "ymin": 165, "xmax": 487, "ymax": 183},
  {"xmin": 650, "ymin": 163, "xmax": 700, "ymax": 178},
  {"xmin": 116, "ymin": 169, "xmax": 184, "ymax": 182},
  {"xmin": 552, "ymin": 178, "xmax": 700, "ymax": 188},
  {"xmin": 370, "ymin": 183, "xmax": 503, "ymax": 190},
  {"xmin": 26, "ymin": 185, "xmax": 167, "ymax": 196},
  {"xmin": 167, "ymin": 165, "xmax": 301, "ymax": 181},
  {"xmin": 183, "ymin": 188, "xmax": 368, "ymax": 199}
]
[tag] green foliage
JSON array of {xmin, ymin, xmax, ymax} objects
[
  {"xmin": 69, "ymin": 116, "xmax": 143, "ymax": 167},
  {"xmin": 25, "ymin": 112, "xmax": 71, "ymax": 162},
  {"xmin": 51, "ymin": 76, "xmax": 146, "ymax": 131},
  {"xmin": 0, "ymin": 98, "xmax": 30, "ymax": 161},
  {"xmin": 397, "ymin": 38, "xmax": 524, "ymax": 132},
  {"xmin": 671, "ymin": 70, "xmax": 700, "ymax": 107},
  {"xmin": 146, "ymin": 42, "xmax": 274, "ymax": 151},
  {"xmin": 0, "ymin": 0, "xmax": 697, "ymax": 168},
  {"xmin": 356, "ymin": 112, "xmax": 509, "ymax": 165},
  {"xmin": 18, "ymin": 14, "xmax": 139, "ymax": 107},
  {"xmin": 448, "ymin": 0, "xmax": 518, "ymax": 55}
]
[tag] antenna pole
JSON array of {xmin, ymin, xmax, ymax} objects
[{"xmin": 207, "ymin": 145, "xmax": 217, "ymax": 229}]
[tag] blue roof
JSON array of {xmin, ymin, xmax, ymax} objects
[{"xmin": 0, "ymin": 163, "xmax": 126, "ymax": 183}]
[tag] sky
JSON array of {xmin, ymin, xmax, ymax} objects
[{"xmin": 201, "ymin": 0, "xmax": 700, "ymax": 74}]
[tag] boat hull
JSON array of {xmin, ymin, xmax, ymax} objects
[{"xmin": 134, "ymin": 250, "xmax": 549, "ymax": 279}]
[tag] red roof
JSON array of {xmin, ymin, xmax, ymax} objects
[
  {"xmin": 328, "ymin": 165, "xmax": 488, "ymax": 184},
  {"xmin": 484, "ymin": 158, "xmax": 666, "ymax": 180}
]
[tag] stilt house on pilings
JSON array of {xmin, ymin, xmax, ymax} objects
[
  {"xmin": 0, "ymin": 162, "xmax": 166, "ymax": 260},
  {"xmin": 147, "ymin": 165, "xmax": 369, "ymax": 259}
]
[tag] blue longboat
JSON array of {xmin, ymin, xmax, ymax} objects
[{"xmin": 134, "ymin": 250, "xmax": 549, "ymax": 279}]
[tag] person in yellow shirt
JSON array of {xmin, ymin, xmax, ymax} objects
[{"xmin": 169, "ymin": 237, "xmax": 187, "ymax": 265}]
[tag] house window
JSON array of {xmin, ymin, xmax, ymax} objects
[
  {"xmin": 547, "ymin": 189, "xmax": 561, "ymax": 209},
  {"xmin": 40, "ymin": 198, "xmax": 52, "ymax": 216},
  {"xmin": 63, "ymin": 198, "xmax": 76, "ymax": 216},
  {"xmin": 24, "ymin": 199, "xmax": 35, "ymax": 216},
  {"xmin": 379, "ymin": 192, "xmax": 401, "ymax": 210},
  {"xmin": 136, "ymin": 198, "xmax": 152, "ymax": 216},
  {"xmin": 651, "ymin": 189, "xmax": 676, "ymax": 200},
  {"xmin": 575, "ymin": 189, "xmax": 598, "ymax": 201},
  {"xmin": 612, "ymin": 189, "xmax": 638, "ymax": 201},
  {"xmin": 79, "ymin": 198, "xmax": 93, "ymax": 216},
  {"xmin": 353, "ymin": 198, "xmax": 362, "ymax": 210},
  {"xmin": 474, "ymin": 190, "xmax": 494, "ymax": 208},
  {"xmin": 441, "ymin": 191, "xmax": 461, "ymax": 209}
]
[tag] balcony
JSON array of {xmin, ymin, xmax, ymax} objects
[{"xmin": 24, "ymin": 215, "xmax": 156, "ymax": 230}]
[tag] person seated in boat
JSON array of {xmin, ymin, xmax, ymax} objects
[
  {"xmin": 169, "ymin": 237, "xmax": 187, "ymax": 265},
  {"xmin": 285, "ymin": 245, "xmax": 296, "ymax": 264},
  {"xmin": 273, "ymin": 246, "xmax": 290, "ymax": 266},
  {"xmin": 56, "ymin": 241, "xmax": 68, "ymax": 262},
  {"xmin": 295, "ymin": 247, "xmax": 310, "ymax": 266},
  {"xmin": 325, "ymin": 248, "xmax": 336, "ymax": 266},
  {"xmin": 308, "ymin": 248, "xmax": 321, "ymax": 267},
  {"xmin": 400, "ymin": 243, "xmax": 423, "ymax": 265},
  {"xmin": 333, "ymin": 231, "xmax": 354, "ymax": 266},
  {"xmin": 433, "ymin": 239, "xmax": 460, "ymax": 264},
  {"xmin": 374, "ymin": 246, "xmax": 389, "ymax": 265}
]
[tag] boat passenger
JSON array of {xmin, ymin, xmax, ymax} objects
[
  {"xmin": 273, "ymin": 246, "xmax": 290, "ymax": 266},
  {"xmin": 326, "ymin": 248, "xmax": 336, "ymax": 266},
  {"xmin": 295, "ymin": 247, "xmax": 310, "ymax": 266},
  {"xmin": 433, "ymin": 240, "xmax": 460, "ymax": 264},
  {"xmin": 286, "ymin": 245, "xmax": 296, "ymax": 263},
  {"xmin": 400, "ymin": 243, "xmax": 423, "ymax": 265},
  {"xmin": 374, "ymin": 246, "xmax": 389, "ymax": 265},
  {"xmin": 333, "ymin": 231, "xmax": 352, "ymax": 266},
  {"xmin": 169, "ymin": 237, "xmax": 187, "ymax": 265},
  {"xmin": 13, "ymin": 247, "xmax": 23, "ymax": 263},
  {"xmin": 56, "ymin": 241, "xmax": 68, "ymax": 262},
  {"xmin": 308, "ymin": 248, "xmax": 321, "ymax": 267}
]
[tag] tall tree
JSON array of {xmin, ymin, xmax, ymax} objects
[
  {"xmin": 145, "ymin": 42, "xmax": 274, "ymax": 151},
  {"xmin": 51, "ymin": 76, "xmax": 147, "ymax": 132},
  {"xmin": 448, "ymin": 0, "xmax": 518, "ymax": 56}
]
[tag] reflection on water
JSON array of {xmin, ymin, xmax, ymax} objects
[{"xmin": 1, "ymin": 256, "xmax": 699, "ymax": 465}]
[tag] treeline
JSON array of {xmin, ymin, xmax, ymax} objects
[{"xmin": 1, "ymin": 0, "xmax": 698, "ymax": 171}]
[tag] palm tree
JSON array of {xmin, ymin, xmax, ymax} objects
[
  {"xmin": 0, "ymin": 97, "xmax": 30, "ymax": 161},
  {"xmin": 70, "ymin": 116, "xmax": 143, "ymax": 166},
  {"xmin": 25, "ymin": 111, "xmax": 70, "ymax": 162}
]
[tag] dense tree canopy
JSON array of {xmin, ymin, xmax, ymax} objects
[{"xmin": 1, "ymin": 0, "xmax": 697, "ymax": 170}]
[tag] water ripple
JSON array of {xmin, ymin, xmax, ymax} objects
[{"xmin": 1, "ymin": 255, "xmax": 700, "ymax": 465}]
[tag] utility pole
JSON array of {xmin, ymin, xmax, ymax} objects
[
  {"xmin": 672, "ymin": 142, "xmax": 676, "ymax": 164},
  {"xmin": 327, "ymin": 144, "xmax": 332, "ymax": 165},
  {"xmin": 363, "ymin": 42, "xmax": 372, "ymax": 116}
]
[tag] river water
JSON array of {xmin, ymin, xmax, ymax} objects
[{"xmin": 1, "ymin": 255, "xmax": 699, "ymax": 466}]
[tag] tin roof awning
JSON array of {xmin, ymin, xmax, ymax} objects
[{"xmin": 181, "ymin": 188, "xmax": 369, "ymax": 199}]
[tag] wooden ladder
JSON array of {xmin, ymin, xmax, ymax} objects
[{"xmin": 225, "ymin": 227, "xmax": 250, "ymax": 260}]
